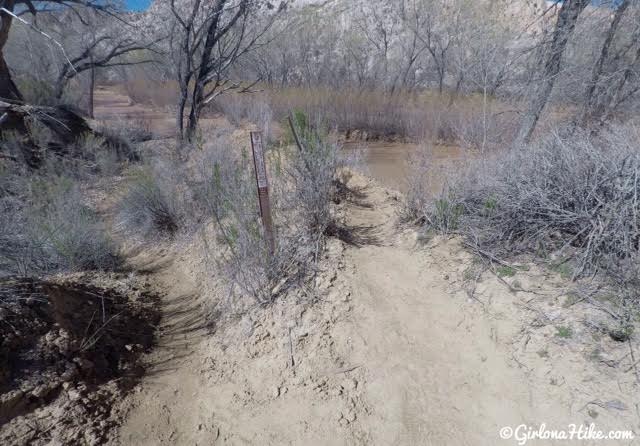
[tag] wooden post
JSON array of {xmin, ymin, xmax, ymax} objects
[{"xmin": 250, "ymin": 131, "xmax": 275, "ymax": 255}]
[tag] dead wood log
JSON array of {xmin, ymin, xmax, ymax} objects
[{"xmin": 0, "ymin": 100, "xmax": 138, "ymax": 168}]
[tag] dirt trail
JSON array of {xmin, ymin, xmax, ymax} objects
[
  {"xmin": 115, "ymin": 251, "xmax": 216, "ymax": 445},
  {"xmin": 92, "ymin": 87, "xmax": 177, "ymax": 138},
  {"xmin": 114, "ymin": 171, "xmax": 638, "ymax": 445},
  {"xmin": 92, "ymin": 86, "xmax": 230, "ymax": 140},
  {"xmin": 335, "ymin": 183, "xmax": 530, "ymax": 444}
]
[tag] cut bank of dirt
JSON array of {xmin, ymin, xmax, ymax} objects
[
  {"xmin": 0, "ymin": 273, "xmax": 160, "ymax": 445},
  {"xmin": 114, "ymin": 172, "xmax": 639, "ymax": 445}
]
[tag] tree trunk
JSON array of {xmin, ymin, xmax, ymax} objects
[
  {"xmin": 185, "ymin": 79, "xmax": 205, "ymax": 142},
  {"xmin": 185, "ymin": 100, "xmax": 201, "ymax": 142},
  {"xmin": 0, "ymin": 54, "xmax": 22, "ymax": 102},
  {"xmin": 88, "ymin": 61, "xmax": 95, "ymax": 119},
  {"xmin": 437, "ymin": 69, "xmax": 444, "ymax": 94},
  {"xmin": 53, "ymin": 74, "xmax": 66, "ymax": 100},
  {"xmin": 0, "ymin": 2, "xmax": 21, "ymax": 103},
  {"xmin": 514, "ymin": 0, "xmax": 589, "ymax": 146},
  {"xmin": 176, "ymin": 81, "xmax": 188, "ymax": 142},
  {"xmin": 577, "ymin": 0, "xmax": 630, "ymax": 127}
]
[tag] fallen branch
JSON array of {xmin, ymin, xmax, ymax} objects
[
  {"xmin": 288, "ymin": 326, "xmax": 295, "ymax": 368},
  {"xmin": 332, "ymin": 364, "xmax": 363, "ymax": 374}
]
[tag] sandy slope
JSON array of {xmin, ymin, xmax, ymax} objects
[{"xmin": 114, "ymin": 172, "xmax": 639, "ymax": 446}]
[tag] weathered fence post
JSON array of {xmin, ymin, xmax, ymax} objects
[{"xmin": 250, "ymin": 131, "xmax": 276, "ymax": 255}]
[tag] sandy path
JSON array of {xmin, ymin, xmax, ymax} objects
[
  {"xmin": 114, "ymin": 174, "xmax": 638, "ymax": 444},
  {"xmin": 343, "ymin": 247, "xmax": 532, "ymax": 444},
  {"xmin": 115, "ymin": 251, "xmax": 218, "ymax": 445},
  {"xmin": 93, "ymin": 87, "xmax": 177, "ymax": 138}
]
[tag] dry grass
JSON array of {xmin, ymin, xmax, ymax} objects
[
  {"xmin": 120, "ymin": 80, "xmax": 520, "ymax": 146},
  {"xmin": 116, "ymin": 161, "xmax": 187, "ymax": 240}
]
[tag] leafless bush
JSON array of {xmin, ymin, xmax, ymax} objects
[
  {"xmin": 0, "ymin": 175, "xmax": 119, "ymax": 276},
  {"xmin": 116, "ymin": 162, "xmax": 186, "ymax": 240},
  {"xmin": 416, "ymin": 126, "xmax": 640, "ymax": 283},
  {"xmin": 214, "ymin": 93, "xmax": 275, "ymax": 144},
  {"xmin": 186, "ymin": 135, "xmax": 308, "ymax": 303},
  {"xmin": 67, "ymin": 133, "xmax": 124, "ymax": 177},
  {"xmin": 267, "ymin": 88, "xmax": 426, "ymax": 140},
  {"xmin": 185, "ymin": 113, "xmax": 344, "ymax": 304},
  {"xmin": 214, "ymin": 93, "xmax": 253, "ymax": 126},
  {"xmin": 98, "ymin": 118, "xmax": 153, "ymax": 150},
  {"xmin": 402, "ymin": 146, "xmax": 432, "ymax": 222},
  {"xmin": 404, "ymin": 151, "xmax": 464, "ymax": 234},
  {"xmin": 262, "ymin": 87, "xmax": 520, "ymax": 147},
  {"xmin": 286, "ymin": 112, "xmax": 342, "ymax": 236}
]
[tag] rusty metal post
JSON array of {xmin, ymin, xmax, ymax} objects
[{"xmin": 250, "ymin": 131, "xmax": 275, "ymax": 255}]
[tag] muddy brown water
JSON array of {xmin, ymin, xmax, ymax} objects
[{"xmin": 344, "ymin": 140, "xmax": 466, "ymax": 193}]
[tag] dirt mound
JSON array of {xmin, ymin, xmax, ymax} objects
[{"xmin": 0, "ymin": 274, "xmax": 160, "ymax": 445}]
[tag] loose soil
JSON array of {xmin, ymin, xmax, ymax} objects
[
  {"xmin": 0, "ymin": 274, "xmax": 160, "ymax": 445},
  {"xmin": 115, "ymin": 171, "xmax": 639, "ymax": 445}
]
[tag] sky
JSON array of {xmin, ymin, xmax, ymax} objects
[{"xmin": 125, "ymin": 0, "xmax": 151, "ymax": 11}]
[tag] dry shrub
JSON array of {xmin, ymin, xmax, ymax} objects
[
  {"xmin": 251, "ymin": 87, "xmax": 519, "ymax": 146},
  {"xmin": 0, "ymin": 174, "xmax": 119, "ymax": 276},
  {"xmin": 214, "ymin": 93, "xmax": 276, "ymax": 144},
  {"xmin": 185, "ymin": 136, "xmax": 287, "ymax": 303},
  {"xmin": 99, "ymin": 117, "xmax": 154, "ymax": 148},
  {"xmin": 3, "ymin": 118, "xmax": 139, "ymax": 178},
  {"xmin": 185, "ymin": 112, "xmax": 345, "ymax": 304},
  {"xmin": 116, "ymin": 162, "xmax": 187, "ymax": 240},
  {"xmin": 286, "ymin": 111, "xmax": 341, "ymax": 235},
  {"xmin": 266, "ymin": 87, "xmax": 426, "ymax": 140},
  {"xmin": 413, "ymin": 125, "xmax": 640, "ymax": 285},
  {"xmin": 402, "ymin": 146, "xmax": 432, "ymax": 222},
  {"xmin": 403, "ymin": 148, "xmax": 464, "ymax": 234}
]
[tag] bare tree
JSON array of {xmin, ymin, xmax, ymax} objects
[
  {"xmin": 407, "ymin": 0, "xmax": 463, "ymax": 94},
  {"xmin": 0, "ymin": 0, "xmax": 122, "ymax": 151},
  {"xmin": 0, "ymin": 1, "xmax": 121, "ymax": 103},
  {"xmin": 54, "ymin": 36, "xmax": 154, "ymax": 99},
  {"xmin": 514, "ymin": 0, "xmax": 590, "ymax": 146},
  {"xmin": 573, "ymin": 0, "xmax": 640, "ymax": 129},
  {"xmin": 169, "ymin": 0, "xmax": 284, "ymax": 142}
]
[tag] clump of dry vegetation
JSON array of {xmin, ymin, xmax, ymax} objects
[
  {"xmin": 213, "ymin": 87, "xmax": 518, "ymax": 149},
  {"xmin": 190, "ymin": 111, "xmax": 347, "ymax": 303},
  {"xmin": 443, "ymin": 127, "xmax": 639, "ymax": 276},
  {"xmin": 0, "ymin": 171, "xmax": 119, "ymax": 277},
  {"xmin": 408, "ymin": 125, "xmax": 640, "ymax": 327},
  {"xmin": 116, "ymin": 162, "xmax": 187, "ymax": 240}
]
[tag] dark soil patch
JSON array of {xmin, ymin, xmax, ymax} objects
[{"xmin": 0, "ymin": 274, "xmax": 160, "ymax": 445}]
